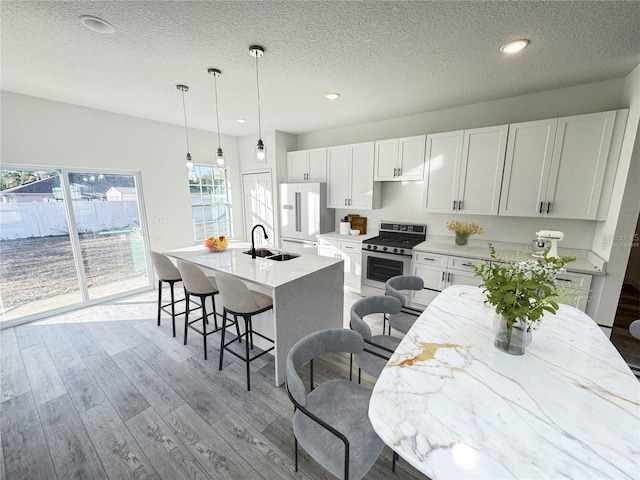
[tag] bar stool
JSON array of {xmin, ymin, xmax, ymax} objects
[
  {"xmin": 176, "ymin": 260, "xmax": 236, "ymax": 360},
  {"xmin": 150, "ymin": 251, "xmax": 186, "ymax": 337},
  {"xmin": 216, "ymin": 272, "xmax": 274, "ymax": 391},
  {"xmin": 385, "ymin": 275, "xmax": 424, "ymax": 335}
]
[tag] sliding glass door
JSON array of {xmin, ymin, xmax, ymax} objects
[{"xmin": 0, "ymin": 167, "xmax": 152, "ymax": 326}]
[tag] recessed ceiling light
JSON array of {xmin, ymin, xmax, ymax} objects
[
  {"xmin": 500, "ymin": 39, "xmax": 530, "ymax": 54},
  {"xmin": 236, "ymin": 118, "xmax": 247, "ymax": 124},
  {"xmin": 325, "ymin": 92, "xmax": 340, "ymax": 100},
  {"xmin": 78, "ymin": 15, "xmax": 115, "ymax": 34}
]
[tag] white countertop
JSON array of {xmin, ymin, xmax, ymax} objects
[
  {"xmin": 318, "ymin": 231, "xmax": 379, "ymax": 242},
  {"xmin": 369, "ymin": 285, "xmax": 639, "ymax": 479},
  {"xmin": 414, "ymin": 235, "xmax": 606, "ymax": 275},
  {"xmin": 164, "ymin": 244, "xmax": 342, "ymax": 288}
]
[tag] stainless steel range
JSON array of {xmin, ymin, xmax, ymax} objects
[{"xmin": 361, "ymin": 222, "xmax": 426, "ymax": 296}]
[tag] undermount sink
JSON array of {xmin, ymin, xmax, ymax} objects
[
  {"xmin": 243, "ymin": 249, "xmax": 276, "ymax": 258},
  {"xmin": 268, "ymin": 253, "xmax": 300, "ymax": 262},
  {"xmin": 242, "ymin": 249, "xmax": 299, "ymax": 261}
]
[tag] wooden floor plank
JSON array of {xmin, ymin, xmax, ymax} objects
[
  {"xmin": 64, "ymin": 323, "xmax": 104, "ymax": 358},
  {"xmin": 103, "ymin": 320, "xmax": 148, "ymax": 350},
  {"xmin": 80, "ymin": 401, "xmax": 160, "ymax": 480},
  {"xmin": 21, "ymin": 344, "xmax": 67, "ymax": 405},
  {"xmin": 0, "ymin": 350, "xmax": 30, "ymax": 403},
  {"xmin": 84, "ymin": 321, "xmax": 130, "ymax": 356},
  {"xmin": 131, "ymin": 320, "xmax": 195, "ymax": 363},
  {"xmin": 14, "ymin": 324, "xmax": 44, "ymax": 350},
  {"xmin": 0, "ymin": 392, "xmax": 56, "ymax": 480},
  {"xmin": 83, "ymin": 351, "xmax": 150, "ymax": 422},
  {"xmin": 0, "ymin": 328, "xmax": 20, "ymax": 357},
  {"xmin": 112, "ymin": 348, "xmax": 184, "ymax": 417},
  {"xmin": 50, "ymin": 346, "xmax": 107, "ymax": 413},
  {"xmin": 125, "ymin": 407, "xmax": 214, "ymax": 480},
  {"xmin": 134, "ymin": 342, "xmax": 231, "ymax": 426},
  {"xmin": 162, "ymin": 403, "xmax": 264, "ymax": 480},
  {"xmin": 38, "ymin": 393, "xmax": 109, "ymax": 480},
  {"xmin": 212, "ymin": 410, "xmax": 314, "ymax": 480},
  {"xmin": 182, "ymin": 354, "xmax": 280, "ymax": 432},
  {"xmin": 38, "ymin": 323, "xmax": 73, "ymax": 354}
]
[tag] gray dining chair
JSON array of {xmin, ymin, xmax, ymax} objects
[
  {"xmin": 385, "ymin": 275, "xmax": 424, "ymax": 334},
  {"xmin": 286, "ymin": 328, "xmax": 385, "ymax": 480},
  {"xmin": 150, "ymin": 251, "xmax": 188, "ymax": 337},
  {"xmin": 350, "ymin": 295, "xmax": 402, "ymax": 383},
  {"xmin": 216, "ymin": 272, "xmax": 274, "ymax": 391}
]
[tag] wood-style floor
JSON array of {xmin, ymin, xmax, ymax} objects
[
  {"xmin": 610, "ymin": 283, "xmax": 640, "ymax": 368},
  {"xmin": 0, "ymin": 288, "xmax": 429, "ymax": 480}
]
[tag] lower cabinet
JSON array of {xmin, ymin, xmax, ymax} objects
[
  {"xmin": 411, "ymin": 253, "xmax": 482, "ymax": 307},
  {"xmin": 411, "ymin": 251, "xmax": 592, "ymax": 312},
  {"xmin": 318, "ymin": 237, "xmax": 362, "ymax": 293}
]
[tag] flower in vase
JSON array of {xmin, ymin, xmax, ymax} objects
[{"xmin": 446, "ymin": 221, "xmax": 483, "ymax": 246}]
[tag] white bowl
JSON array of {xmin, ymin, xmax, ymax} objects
[{"xmin": 350, "ymin": 229, "xmax": 360, "ymax": 235}]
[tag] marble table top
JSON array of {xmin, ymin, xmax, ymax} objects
[{"xmin": 369, "ymin": 285, "xmax": 639, "ymax": 479}]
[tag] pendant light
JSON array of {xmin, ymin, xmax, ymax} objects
[
  {"xmin": 208, "ymin": 68, "xmax": 225, "ymax": 165},
  {"xmin": 250, "ymin": 45, "xmax": 266, "ymax": 162},
  {"xmin": 176, "ymin": 84, "xmax": 193, "ymax": 169}
]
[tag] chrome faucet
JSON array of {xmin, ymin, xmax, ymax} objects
[{"xmin": 251, "ymin": 224, "xmax": 268, "ymax": 259}]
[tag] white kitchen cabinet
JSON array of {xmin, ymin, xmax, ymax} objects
[
  {"xmin": 424, "ymin": 125, "xmax": 508, "ymax": 215},
  {"xmin": 318, "ymin": 237, "xmax": 362, "ymax": 292},
  {"xmin": 411, "ymin": 253, "xmax": 483, "ymax": 307},
  {"xmin": 287, "ymin": 148, "xmax": 327, "ymax": 182},
  {"xmin": 499, "ymin": 111, "xmax": 616, "ymax": 220},
  {"xmin": 327, "ymin": 142, "xmax": 381, "ymax": 209},
  {"xmin": 374, "ymin": 135, "xmax": 426, "ymax": 181},
  {"xmin": 554, "ymin": 271, "xmax": 592, "ymax": 313}
]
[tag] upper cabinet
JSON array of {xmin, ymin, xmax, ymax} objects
[
  {"xmin": 327, "ymin": 142, "xmax": 381, "ymax": 210},
  {"xmin": 374, "ymin": 135, "xmax": 426, "ymax": 181},
  {"xmin": 287, "ymin": 148, "xmax": 327, "ymax": 182},
  {"xmin": 424, "ymin": 125, "xmax": 508, "ymax": 215},
  {"xmin": 499, "ymin": 111, "xmax": 616, "ymax": 219}
]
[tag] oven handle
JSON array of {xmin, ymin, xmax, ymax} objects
[{"xmin": 362, "ymin": 249, "xmax": 413, "ymax": 259}]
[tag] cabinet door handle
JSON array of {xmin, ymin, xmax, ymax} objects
[
  {"xmin": 398, "ymin": 167, "xmax": 402, "ymax": 176},
  {"xmin": 344, "ymin": 198, "xmax": 347, "ymax": 206},
  {"xmin": 556, "ymin": 278, "xmax": 572, "ymax": 283},
  {"xmin": 461, "ymin": 263, "xmax": 473, "ymax": 267},
  {"xmin": 393, "ymin": 168, "xmax": 397, "ymax": 177},
  {"xmin": 458, "ymin": 200, "xmax": 463, "ymax": 210},
  {"xmin": 423, "ymin": 257, "xmax": 435, "ymax": 262},
  {"xmin": 547, "ymin": 202, "xmax": 551, "ymax": 214},
  {"xmin": 441, "ymin": 272, "xmax": 446, "ymax": 282},
  {"xmin": 348, "ymin": 198, "xmax": 352, "ymax": 206},
  {"xmin": 453, "ymin": 200, "xmax": 457, "ymax": 211},
  {"xmin": 447, "ymin": 273, "xmax": 451, "ymax": 283},
  {"xmin": 539, "ymin": 202, "xmax": 544, "ymax": 214}
]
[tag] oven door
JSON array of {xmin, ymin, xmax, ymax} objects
[{"xmin": 361, "ymin": 249, "xmax": 411, "ymax": 296}]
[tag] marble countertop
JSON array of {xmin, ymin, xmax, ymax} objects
[
  {"xmin": 414, "ymin": 235, "xmax": 606, "ymax": 275},
  {"xmin": 369, "ymin": 285, "xmax": 639, "ymax": 479},
  {"xmin": 164, "ymin": 244, "xmax": 342, "ymax": 289}
]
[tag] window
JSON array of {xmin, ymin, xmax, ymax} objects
[{"xmin": 189, "ymin": 165, "xmax": 230, "ymax": 241}]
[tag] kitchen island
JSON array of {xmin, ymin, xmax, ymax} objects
[{"xmin": 165, "ymin": 245, "xmax": 344, "ymax": 385}]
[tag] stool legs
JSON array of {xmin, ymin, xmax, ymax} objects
[
  {"xmin": 169, "ymin": 282, "xmax": 176, "ymax": 337},
  {"xmin": 157, "ymin": 279, "xmax": 179, "ymax": 337},
  {"xmin": 157, "ymin": 280, "xmax": 163, "ymax": 327}
]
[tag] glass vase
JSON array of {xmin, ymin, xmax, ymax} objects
[
  {"xmin": 455, "ymin": 232, "xmax": 470, "ymax": 246},
  {"xmin": 494, "ymin": 316, "xmax": 526, "ymax": 355}
]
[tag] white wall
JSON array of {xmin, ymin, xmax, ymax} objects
[{"xmin": 1, "ymin": 91, "xmax": 242, "ymax": 253}]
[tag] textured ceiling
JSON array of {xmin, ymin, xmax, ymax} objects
[{"xmin": 2, "ymin": 1, "xmax": 640, "ymax": 137}]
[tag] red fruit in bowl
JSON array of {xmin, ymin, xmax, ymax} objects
[{"xmin": 208, "ymin": 245, "xmax": 217, "ymax": 252}]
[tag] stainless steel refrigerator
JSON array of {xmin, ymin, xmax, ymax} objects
[{"xmin": 279, "ymin": 183, "xmax": 335, "ymax": 254}]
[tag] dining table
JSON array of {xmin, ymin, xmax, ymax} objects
[{"xmin": 368, "ymin": 285, "xmax": 640, "ymax": 479}]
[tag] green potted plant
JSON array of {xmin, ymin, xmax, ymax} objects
[{"xmin": 473, "ymin": 244, "xmax": 575, "ymax": 355}]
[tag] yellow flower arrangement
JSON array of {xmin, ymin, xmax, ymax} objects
[{"xmin": 446, "ymin": 221, "xmax": 483, "ymax": 246}]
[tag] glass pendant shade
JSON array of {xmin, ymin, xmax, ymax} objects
[
  {"xmin": 185, "ymin": 152, "xmax": 193, "ymax": 170},
  {"xmin": 255, "ymin": 139, "xmax": 266, "ymax": 162},
  {"xmin": 216, "ymin": 148, "xmax": 225, "ymax": 165}
]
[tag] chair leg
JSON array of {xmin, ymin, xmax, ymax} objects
[
  {"xmin": 201, "ymin": 299, "xmax": 208, "ymax": 360},
  {"xmin": 234, "ymin": 313, "xmax": 241, "ymax": 344},
  {"xmin": 358, "ymin": 367, "xmax": 361, "ymax": 385},
  {"xmin": 244, "ymin": 315, "xmax": 251, "ymax": 391},
  {"xmin": 157, "ymin": 280, "xmax": 163, "ymax": 326},
  {"xmin": 184, "ymin": 292, "xmax": 190, "ymax": 345},
  {"xmin": 211, "ymin": 293, "xmax": 218, "ymax": 330},
  {"xmin": 169, "ymin": 281, "xmax": 176, "ymax": 337},
  {"xmin": 383, "ymin": 313, "xmax": 387, "ymax": 335},
  {"xmin": 349, "ymin": 354, "xmax": 353, "ymax": 381},
  {"xmin": 294, "ymin": 437, "xmax": 299, "ymax": 472},
  {"xmin": 249, "ymin": 316, "xmax": 254, "ymax": 349},
  {"xmin": 219, "ymin": 309, "xmax": 227, "ymax": 370},
  {"xmin": 392, "ymin": 451, "xmax": 398, "ymax": 473}
]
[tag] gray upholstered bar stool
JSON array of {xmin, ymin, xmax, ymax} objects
[
  {"xmin": 150, "ymin": 251, "xmax": 185, "ymax": 337},
  {"xmin": 216, "ymin": 272, "xmax": 274, "ymax": 391},
  {"xmin": 385, "ymin": 275, "xmax": 424, "ymax": 335},
  {"xmin": 176, "ymin": 260, "xmax": 232, "ymax": 360}
]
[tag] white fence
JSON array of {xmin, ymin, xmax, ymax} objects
[{"xmin": 0, "ymin": 201, "xmax": 140, "ymax": 240}]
